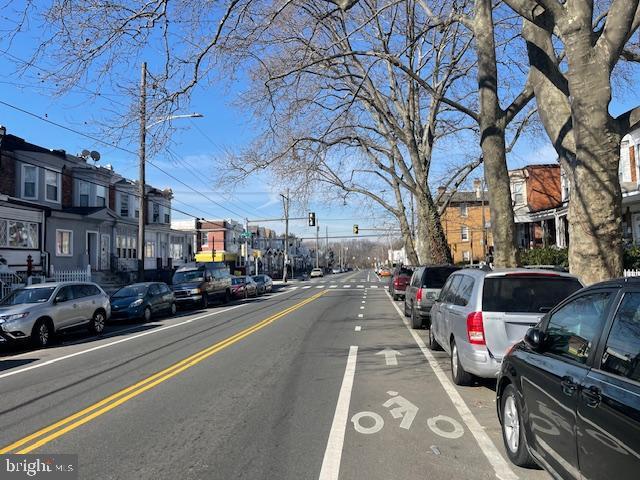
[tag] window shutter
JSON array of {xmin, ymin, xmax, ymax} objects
[{"xmin": 630, "ymin": 146, "xmax": 637, "ymax": 183}]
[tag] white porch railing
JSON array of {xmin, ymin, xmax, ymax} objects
[
  {"xmin": 624, "ymin": 269, "xmax": 640, "ymax": 277},
  {"xmin": 51, "ymin": 265, "xmax": 92, "ymax": 283},
  {"xmin": 0, "ymin": 272, "xmax": 24, "ymax": 299}
]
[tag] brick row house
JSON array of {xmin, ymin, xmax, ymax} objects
[{"xmin": 0, "ymin": 128, "xmax": 193, "ymax": 281}]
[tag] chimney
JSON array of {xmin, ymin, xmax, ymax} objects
[{"xmin": 473, "ymin": 179, "xmax": 482, "ymax": 200}]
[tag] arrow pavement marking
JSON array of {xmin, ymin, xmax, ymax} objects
[{"xmin": 376, "ymin": 348, "xmax": 402, "ymax": 366}]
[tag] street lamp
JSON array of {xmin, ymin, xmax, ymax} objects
[{"xmin": 137, "ymin": 61, "xmax": 204, "ymax": 279}]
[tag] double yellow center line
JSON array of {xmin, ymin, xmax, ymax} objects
[{"xmin": 1, "ymin": 289, "xmax": 326, "ymax": 454}]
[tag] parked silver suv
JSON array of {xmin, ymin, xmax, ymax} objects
[
  {"xmin": 428, "ymin": 269, "xmax": 583, "ymax": 385},
  {"xmin": 0, "ymin": 282, "xmax": 111, "ymax": 348}
]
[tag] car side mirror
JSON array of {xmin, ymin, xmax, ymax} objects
[{"xmin": 524, "ymin": 327, "xmax": 545, "ymax": 351}]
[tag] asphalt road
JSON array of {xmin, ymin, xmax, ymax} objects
[{"xmin": 0, "ymin": 270, "xmax": 550, "ymax": 480}]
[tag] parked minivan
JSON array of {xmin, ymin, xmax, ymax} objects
[
  {"xmin": 0, "ymin": 282, "xmax": 111, "ymax": 348},
  {"xmin": 429, "ymin": 269, "xmax": 583, "ymax": 385},
  {"xmin": 404, "ymin": 265, "xmax": 460, "ymax": 329},
  {"xmin": 171, "ymin": 263, "xmax": 232, "ymax": 308},
  {"xmin": 497, "ymin": 277, "xmax": 640, "ymax": 479}
]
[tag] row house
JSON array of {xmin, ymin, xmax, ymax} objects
[
  {"xmin": 180, "ymin": 218, "xmax": 245, "ymax": 273},
  {"xmin": 439, "ymin": 179, "xmax": 494, "ymax": 264},
  {"xmin": 621, "ymin": 125, "xmax": 640, "ymax": 244},
  {"xmin": 0, "ymin": 128, "xmax": 193, "ymax": 279}
]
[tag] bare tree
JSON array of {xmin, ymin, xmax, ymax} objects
[{"xmin": 503, "ymin": 0, "xmax": 640, "ymax": 283}]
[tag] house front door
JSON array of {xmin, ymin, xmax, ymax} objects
[{"xmin": 100, "ymin": 234, "xmax": 110, "ymax": 270}]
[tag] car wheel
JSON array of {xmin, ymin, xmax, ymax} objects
[
  {"xmin": 403, "ymin": 301, "xmax": 410, "ymax": 317},
  {"xmin": 244, "ymin": 289, "xmax": 248, "ymax": 299},
  {"xmin": 501, "ymin": 384, "xmax": 536, "ymax": 467},
  {"xmin": 201, "ymin": 294, "xmax": 209, "ymax": 309},
  {"xmin": 170, "ymin": 303, "xmax": 177, "ymax": 316},
  {"xmin": 89, "ymin": 310, "xmax": 106, "ymax": 335},
  {"xmin": 410, "ymin": 307, "xmax": 422, "ymax": 329},
  {"xmin": 428, "ymin": 327, "xmax": 442, "ymax": 351},
  {"xmin": 224, "ymin": 290, "xmax": 231, "ymax": 304},
  {"xmin": 450, "ymin": 340, "xmax": 473, "ymax": 386},
  {"xmin": 31, "ymin": 319, "xmax": 52, "ymax": 348},
  {"xmin": 393, "ymin": 293, "xmax": 399, "ymax": 301},
  {"xmin": 142, "ymin": 306, "xmax": 152, "ymax": 322}
]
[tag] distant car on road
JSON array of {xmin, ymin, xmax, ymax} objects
[
  {"xmin": 429, "ymin": 268, "xmax": 583, "ymax": 385},
  {"xmin": 310, "ymin": 268, "xmax": 324, "ymax": 278},
  {"xmin": 252, "ymin": 275, "xmax": 273, "ymax": 294},
  {"xmin": 0, "ymin": 282, "xmax": 110, "ymax": 348},
  {"xmin": 497, "ymin": 277, "xmax": 640, "ymax": 479},
  {"xmin": 332, "ymin": 268, "xmax": 342, "ymax": 274},
  {"xmin": 404, "ymin": 265, "xmax": 460, "ymax": 329},
  {"xmin": 110, "ymin": 282, "xmax": 176, "ymax": 321},
  {"xmin": 379, "ymin": 267, "xmax": 392, "ymax": 277}
]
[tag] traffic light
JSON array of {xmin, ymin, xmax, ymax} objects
[
  {"xmin": 308, "ymin": 212, "xmax": 316, "ymax": 226},
  {"xmin": 353, "ymin": 224, "xmax": 359, "ymax": 235}
]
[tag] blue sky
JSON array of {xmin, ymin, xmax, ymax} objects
[{"xmin": 1, "ymin": 3, "xmax": 635, "ymax": 242}]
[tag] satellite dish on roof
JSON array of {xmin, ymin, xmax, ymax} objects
[
  {"xmin": 81, "ymin": 149, "xmax": 91, "ymax": 158},
  {"xmin": 90, "ymin": 151, "xmax": 101, "ymax": 162}
]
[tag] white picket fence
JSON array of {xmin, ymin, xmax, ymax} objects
[
  {"xmin": 624, "ymin": 269, "xmax": 640, "ymax": 278},
  {"xmin": 0, "ymin": 272, "xmax": 24, "ymax": 299},
  {"xmin": 50, "ymin": 265, "xmax": 92, "ymax": 283}
]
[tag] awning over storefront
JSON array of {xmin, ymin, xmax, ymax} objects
[{"xmin": 195, "ymin": 251, "xmax": 238, "ymax": 262}]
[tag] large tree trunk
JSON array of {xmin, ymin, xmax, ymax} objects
[
  {"xmin": 415, "ymin": 189, "xmax": 452, "ymax": 264},
  {"xmin": 564, "ymin": 31, "xmax": 623, "ymax": 284},
  {"xmin": 392, "ymin": 184, "xmax": 420, "ymax": 265},
  {"xmin": 475, "ymin": 0, "xmax": 518, "ymax": 267}
]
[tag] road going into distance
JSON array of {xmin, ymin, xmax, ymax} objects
[{"xmin": 0, "ymin": 270, "xmax": 549, "ymax": 480}]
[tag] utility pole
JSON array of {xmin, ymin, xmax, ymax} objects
[
  {"xmin": 315, "ymin": 225, "xmax": 320, "ymax": 268},
  {"xmin": 281, "ymin": 189, "xmax": 289, "ymax": 283},
  {"xmin": 137, "ymin": 62, "xmax": 147, "ymax": 281},
  {"xmin": 244, "ymin": 218, "xmax": 249, "ymax": 275}
]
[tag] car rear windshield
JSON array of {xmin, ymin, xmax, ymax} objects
[
  {"xmin": 398, "ymin": 267, "xmax": 413, "ymax": 276},
  {"xmin": 482, "ymin": 276, "xmax": 583, "ymax": 313},
  {"xmin": 232, "ymin": 278, "xmax": 245, "ymax": 285},
  {"xmin": 422, "ymin": 267, "xmax": 459, "ymax": 288}
]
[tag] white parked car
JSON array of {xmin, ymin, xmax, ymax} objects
[{"xmin": 0, "ymin": 282, "xmax": 111, "ymax": 348}]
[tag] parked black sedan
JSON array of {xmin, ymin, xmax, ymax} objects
[
  {"xmin": 496, "ymin": 277, "xmax": 640, "ymax": 479},
  {"xmin": 110, "ymin": 282, "xmax": 176, "ymax": 321},
  {"xmin": 252, "ymin": 275, "xmax": 273, "ymax": 294}
]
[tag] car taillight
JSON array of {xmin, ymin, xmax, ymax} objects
[
  {"xmin": 416, "ymin": 288, "xmax": 423, "ymax": 303},
  {"xmin": 466, "ymin": 312, "xmax": 485, "ymax": 345},
  {"xmin": 394, "ymin": 278, "xmax": 400, "ymax": 286}
]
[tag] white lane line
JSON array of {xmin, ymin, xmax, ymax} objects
[
  {"xmin": 344, "ymin": 285, "xmax": 351, "ymax": 288},
  {"xmin": 0, "ymin": 288, "xmax": 298, "ymax": 379},
  {"xmin": 329, "ymin": 285, "xmax": 337, "ymax": 288},
  {"xmin": 361, "ymin": 300, "xmax": 366, "ymax": 304},
  {"xmin": 316, "ymin": 286, "xmax": 324, "ymax": 289},
  {"xmin": 359, "ymin": 306, "xmax": 365, "ymax": 310},
  {"xmin": 303, "ymin": 286, "xmax": 312, "ymax": 289},
  {"xmin": 385, "ymin": 292, "xmax": 518, "ymax": 480},
  {"xmin": 357, "ymin": 285, "xmax": 364, "ymax": 288},
  {"xmin": 354, "ymin": 326, "xmax": 362, "ymax": 332},
  {"xmin": 318, "ymin": 345, "xmax": 358, "ymax": 480},
  {"xmin": 289, "ymin": 286, "xmax": 299, "ymax": 290},
  {"xmin": 370, "ymin": 285, "xmax": 378, "ymax": 289},
  {"xmin": 357, "ymin": 314, "xmax": 363, "ymax": 318}
]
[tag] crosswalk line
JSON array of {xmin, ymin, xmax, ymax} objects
[
  {"xmin": 356, "ymin": 285, "xmax": 364, "ymax": 288},
  {"xmin": 370, "ymin": 285, "xmax": 378, "ymax": 289},
  {"xmin": 329, "ymin": 285, "xmax": 337, "ymax": 288},
  {"xmin": 289, "ymin": 286, "xmax": 298, "ymax": 290},
  {"xmin": 344, "ymin": 285, "xmax": 351, "ymax": 288},
  {"xmin": 302, "ymin": 286, "xmax": 312, "ymax": 289},
  {"xmin": 316, "ymin": 286, "xmax": 324, "ymax": 289}
]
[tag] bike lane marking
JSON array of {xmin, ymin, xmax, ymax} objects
[
  {"xmin": 318, "ymin": 345, "xmax": 358, "ymax": 480},
  {"xmin": 385, "ymin": 291, "xmax": 518, "ymax": 480}
]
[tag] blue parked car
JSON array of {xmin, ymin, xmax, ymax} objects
[{"xmin": 110, "ymin": 282, "xmax": 176, "ymax": 322}]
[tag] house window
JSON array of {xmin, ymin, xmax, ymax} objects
[
  {"xmin": 56, "ymin": 230, "xmax": 73, "ymax": 256},
  {"xmin": 79, "ymin": 181, "xmax": 90, "ymax": 207},
  {"xmin": 512, "ymin": 182, "xmax": 524, "ymax": 205},
  {"xmin": 0, "ymin": 220, "xmax": 39, "ymax": 248},
  {"xmin": 459, "ymin": 203, "xmax": 468, "ymax": 217},
  {"xmin": 152, "ymin": 203, "xmax": 160, "ymax": 223},
  {"xmin": 96, "ymin": 185, "xmax": 106, "ymax": 207},
  {"xmin": 164, "ymin": 213, "xmax": 170, "ymax": 224},
  {"xmin": 21, "ymin": 165, "xmax": 38, "ymax": 199},
  {"xmin": 463, "ymin": 251, "xmax": 471, "ymax": 262},
  {"xmin": 145, "ymin": 241, "xmax": 155, "ymax": 258},
  {"xmin": 134, "ymin": 206, "xmax": 139, "ymax": 218},
  {"xmin": 461, "ymin": 226, "xmax": 469, "ymax": 241},
  {"xmin": 44, "ymin": 170, "xmax": 60, "ymax": 202},
  {"xmin": 170, "ymin": 236, "xmax": 183, "ymax": 259},
  {"xmin": 120, "ymin": 194, "xmax": 129, "ymax": 217}
]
